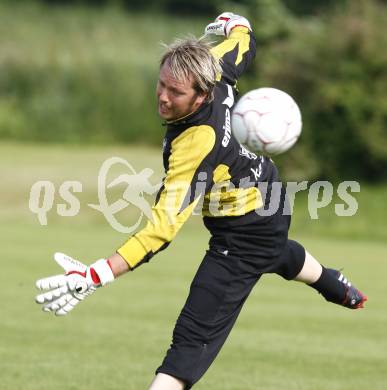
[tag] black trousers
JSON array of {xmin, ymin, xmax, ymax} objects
[{"xmin": 156, "ymin": 238, "xmax": 305, "ymax": 388}]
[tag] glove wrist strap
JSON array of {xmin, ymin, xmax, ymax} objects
[
  {"xmin": 225, "ymin": 19, "xmax": 251, "ymax": 36},
  {"xmin": 91, "ymin": 259, "xmax": 115, "ymax": 286}
]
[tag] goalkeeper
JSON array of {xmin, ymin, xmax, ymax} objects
[{"xmin": 35, "ymin": 13, "xmax": 367, "ymax": 390}]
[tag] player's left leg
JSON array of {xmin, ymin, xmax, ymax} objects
[
  {"xmin": 277, "ymin": 240, "xmax": 367, "ymax": 309},
  {"xmin": 305, "ymin": 262, "xmax": 368, "ymax": 309},
  {"xmin": 293, "ymin": 249, "xmax": 322, "ymax": 284}
]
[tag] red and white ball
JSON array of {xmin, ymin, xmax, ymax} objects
[{"xmin": 231, "ymin": 87, "xmax": 302, "ymax": 155}]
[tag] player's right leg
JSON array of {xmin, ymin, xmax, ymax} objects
[
  {"xmin": 294, "ymin": 247, "xmax": 367, "ymax": 309},
  {"xmin": 155, "ymin": 248, "xmax": 261, "ymax": 389}
]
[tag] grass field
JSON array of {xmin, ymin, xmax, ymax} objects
[{"xmin": 1, "ymin": 142, "xmax": 386, "ymax": 389}]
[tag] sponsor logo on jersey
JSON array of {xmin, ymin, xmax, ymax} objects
[
  {"xmin": 239, "ymin": 145, "xmax": 257, "ymax": 160},
  {"xmin": 222, "ymin": 108, "xmax": 232, "ymax": 147},
  {"xmin": 222, "ymin": 84, "xmax": 235, "ymax": 147}
]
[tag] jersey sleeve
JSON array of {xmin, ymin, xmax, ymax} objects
[
  {"xmin": 117, "ymin": 125, "xmax": 215, "ymax": 269},
  {"xmin": 211, "ymin": 27, "xmax": 256, "ymax": 86}
]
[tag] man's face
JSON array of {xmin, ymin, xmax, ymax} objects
[{"xmin": 156, "ymin": 62, "xmax": 207, "ymax": 121}]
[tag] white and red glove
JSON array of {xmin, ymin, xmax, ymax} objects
[
  {"xmin": 35, "ymin": 252, "xmax": 115, "ymax": 316},
  {"xmin": 204, "ymin": 12, "xmax": 252, "ymax": 37}
]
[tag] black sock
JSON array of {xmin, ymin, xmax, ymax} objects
[{"xmin": 309, "ymin": 267, "xmax": 347, "ymax": 304}]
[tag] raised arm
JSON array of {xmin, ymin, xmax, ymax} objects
[{"xmin": 205, "ymin": 12, "xmax": 256, "ymax": 86}]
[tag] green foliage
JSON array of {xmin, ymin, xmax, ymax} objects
[
  {"xmin": 41, "ymin": 0, "xmax": 221, "ymax": 15},
  {"xmin": 282, "ymin": 0, "xmax": 346, "ymax": 16},
  {"xmin": 251, "ymin": 0, "xmax": 387, "ymax": 181},
  {"xmin": 0, "ymin": 3, "xmax": 203, "ymax": 145},
  {"xmin": 0, "ymin": 62, "xmax": 158, "ymax": 143},
  {"xmin": 249, "ymin": 0, "xmax": 296, "ymax": 44},
  {"xmin": 1, "ymin": 1, "xmax": 387, "ymax": 182}
]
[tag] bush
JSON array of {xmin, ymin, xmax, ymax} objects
[
  {"xmin": 1, "ymin": 1, "xmax": 387, "ymax": 182},
  {"xmin": 253, "ymin": 0, "xmax": 387, "ymax": 181},
  {"xmin": 0, "ymin": 3, "xmax": 204, "ymax": 145}
]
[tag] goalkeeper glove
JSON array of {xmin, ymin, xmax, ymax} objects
[
  {"xmin": 35, "ymin": 252, "xmax": 114, "ymax": 316},
  {"xmin": 204, "ymin": 12, "xmax": 252, "ymax": 37}
]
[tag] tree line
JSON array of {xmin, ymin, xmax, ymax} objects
[{"xmin": 1, "ymin": 0, "xmax": 386, "ymax": 182}]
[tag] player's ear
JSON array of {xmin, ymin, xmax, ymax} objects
[{"xmin": 195, "ymin": 92, "xmax": 208, "ymax": 106}]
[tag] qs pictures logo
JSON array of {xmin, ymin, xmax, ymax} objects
[{"xmin": 29, "ymin": 157, "xmax": 161, "ymax": 233}]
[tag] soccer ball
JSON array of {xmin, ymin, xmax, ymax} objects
[{"xmin": 231, "ymin": 87, "xmax": 302, "ymax": 155}]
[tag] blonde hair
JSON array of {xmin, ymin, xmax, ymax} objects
[{"xmin": 160, "ymin": 36, "xmax": 222, "ymax": 102}]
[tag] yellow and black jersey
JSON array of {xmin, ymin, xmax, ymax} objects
[{"xmin": 118, "ymin": 28, "xmax": 278, "ymax": 269}]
